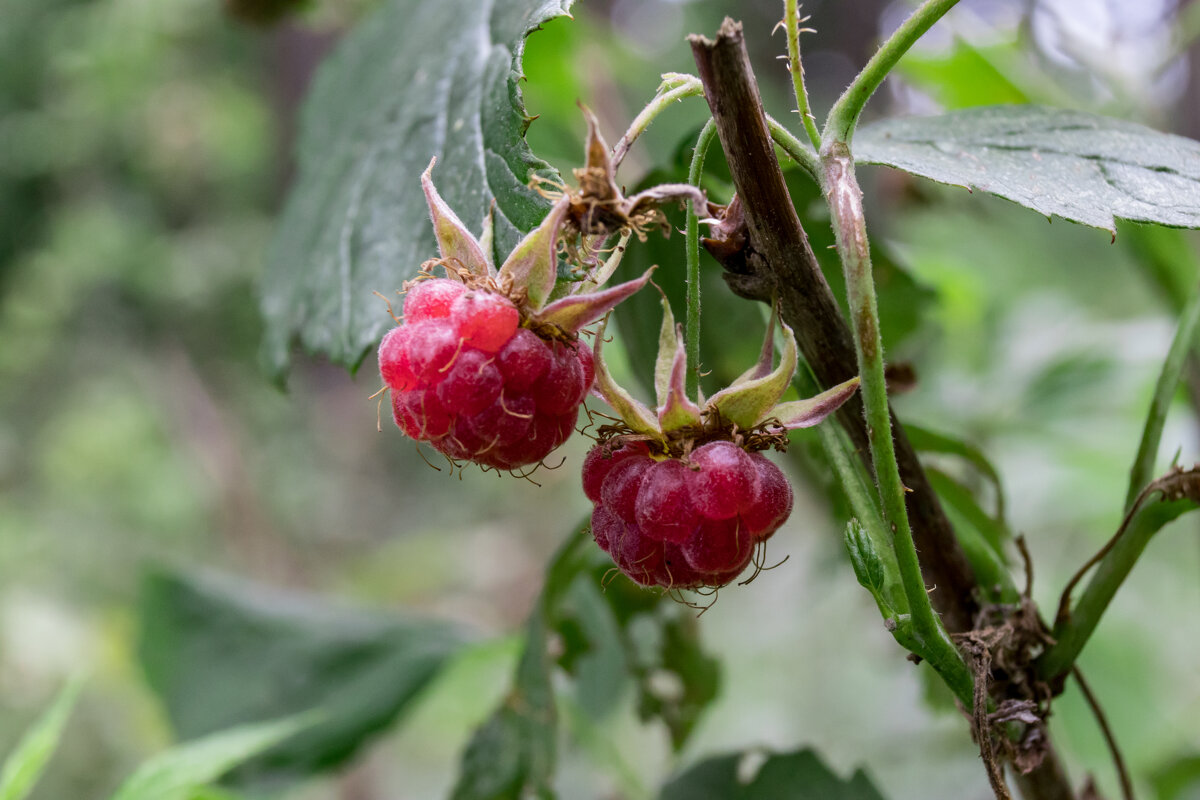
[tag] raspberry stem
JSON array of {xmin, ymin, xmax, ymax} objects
[
  {"xmin": 782, "ymin": 0, "xmax": 821, "ymax": 151},
  {"xmin": 821, "ymin": 140, "xmax": 972, "ymax": 705},
  {"xmin": 685, "ymin": 119, "xmax": 718, "ymax": 400}
]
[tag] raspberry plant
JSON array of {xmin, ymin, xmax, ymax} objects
[{"xmin": 236, "ymin": 1, "xmax": 1200, "ymax": 798}]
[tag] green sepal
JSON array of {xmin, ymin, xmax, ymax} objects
[
  {"xmin": 654, "ymin": 297, "xmax": 680, "ymax": 408},
  {"xmin": 658, "ymin": 325, "xmax": 703, "ymax": 432},
  {"xmin": 768, "ymin": 376, "xmax": 860, "ymax": 430},
  {"xmin": 533, "ymin": 270, "xmax": 654, "ymax": 335},
  {"xmin": 591, "ymin": 315, "xmax": 661, "ymax": 437},
  {"xmin": 478, "ymin": 201, "xmax": 496, "ymax": 271},
  {"xmin": 705, "ymin": 322, "xmax": 799, "ymax": 430},
  {"xmin": 729, "ymin": 312, "xmax": 777, "ymax": 386},
  {"xmin": 497, "ymin": 198, "xmax": 569, "ymax": 310},
  {"xmin": 421, "ymin": 158, "xmax": 492, "ymax": 280}
]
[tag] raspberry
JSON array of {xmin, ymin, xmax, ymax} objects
[
  {"xmin": 582, "ymin": 438, "xmax": 794, "ymax": 589},
  {"xmin": 460, "ymin": 393, "xmax": 535, "ymax": 448},
  {"xmin": 682, "ymin": 516, "xmax": 753, "ymax": 574},
  {"xmin": 392, "ymin": 388, "xmax": 453, "ymax": 440},
  {"xmin": 379, "ymin": 284, "xmax": 593, "ymax": 469}
]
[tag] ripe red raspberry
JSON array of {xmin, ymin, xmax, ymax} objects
[
  {"xmin": 379, "ymin": 280, "xmax": 593, "ymax": 470},
  {"xmin": 581, "ymin": 439, "xmax": 794, "ymax": 589}
]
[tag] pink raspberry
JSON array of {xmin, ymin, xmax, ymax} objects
[
  {"xmin": 581, "ymin": 438, "xmax": 794, "ymax": 589},
  {"xmin": 378, "ymin": 283, "xmax": 593, "ymax": 470}
]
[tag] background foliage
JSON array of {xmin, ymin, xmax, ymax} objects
[{"xmin": 2, "ymin": 0, "xmax": 1200, "ymax": 798}]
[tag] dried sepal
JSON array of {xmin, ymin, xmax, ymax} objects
[
  {"xmin": 576, "ymin": 106, "xmax": 622, "ymax": 213},
  {"xmin": 624, "ymin": 183, "xmax": 707, "ymax": 223},
  {"xmin": 701, "ymin": 193, "xmax": 747, "ymax": 261},
  {"xmin": 705, "ymin": 322, "xmax": 799, "ymax": 430},
  {"xmin": 574, "ymin": 231, "xmax": 632, "ymax": 295},
  {"xmin": 532, "ymin": 269, "xmax": 655, "ymax": 335},
  {"xmin": 563, "ymin": 106, "xmax": 707, "ymax": 243},
  {"xmin": 421, "ymin": 158, "xmax": 492, "ymax": 280},
  {"xmin": 592, "ymin": 315, "xmax": 661, "ymax": 436},
  {"xmin": 496, "ymin": 197, "xmax": 570, "ymax": 310},
  {"xmin": 769, "ymin": 376, "xmax": 861, "ymax": 429}
]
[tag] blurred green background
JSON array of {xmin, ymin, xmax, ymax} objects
[{"xmin": 2, "ymin": 0, "xmax": 1200, "ymax": 798}]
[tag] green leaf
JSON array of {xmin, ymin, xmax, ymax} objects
[
  {"xmin": 109, "ymin": 716, "xmax": 313, "ymax": 800},
  {"xmin": 659, "ymin": 748, "xmax": 887, "ymax": 800},
  {"xmin": 553, "ymin": 576, "xmax": 629, "ymax": 720},
  {"xmin": 186, "ymin": 789, "xmax": 243, "ymax": 800},
  {"xmin": 1151, "ymin": 753, "xmax": 1200, "ymax": 800},
  {"xmin": 925, "ymin": 468, "xmax": 1017, "ymax": 603},
  {"xmin": 554, "ymin": 548, "xmax": 720, "ymax": 752},
  {"xmin": 843, "ymin": 520, "xmax": 891, "ymax": 615},
  {"xmin": 450, "ymin": 524, "xmax": 590, "ymax": 800},
  {"xmin": 896, "ymin": 40, "xmax": 1034, "ymax": 109},
  {"xmin": 632, "ymin": 612, "xmax": 719, "ymax": 752},
  {"xmin": 856, "ymin": 105, "xmax": 1200, "ymax": 235},
  {"xmin": 904, "ymin": 422, "xmax": 1007, "ymax": 524},
  {"xmin": 452, "ymin": 523, "xmax": 722, "ymax": 799},
  {"xmin": 138, "ymin": 569, "xmax": 465, "ymax": 785},
  {"xmin": 260, "ymin": 0, "xmax": 574, "ymax": 379},
  {"xmin": 450, "ymin": 611, "xmax": 558, "ymax": 800},
  {"xmin": 0, "ymin": 675, "xmax": 84, "ymax": 800}
]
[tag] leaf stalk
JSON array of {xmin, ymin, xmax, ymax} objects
[
  {"xmin": 822, "ymin": 0, "xmax": 962, "ymax": 146},
  {"xmin": 612, "ymin": 75, "xmax": 705, "ymax": 168},
  {"xmin": 1126, "ymin": 279, "xmax": 1200, "ymax": 511}
]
